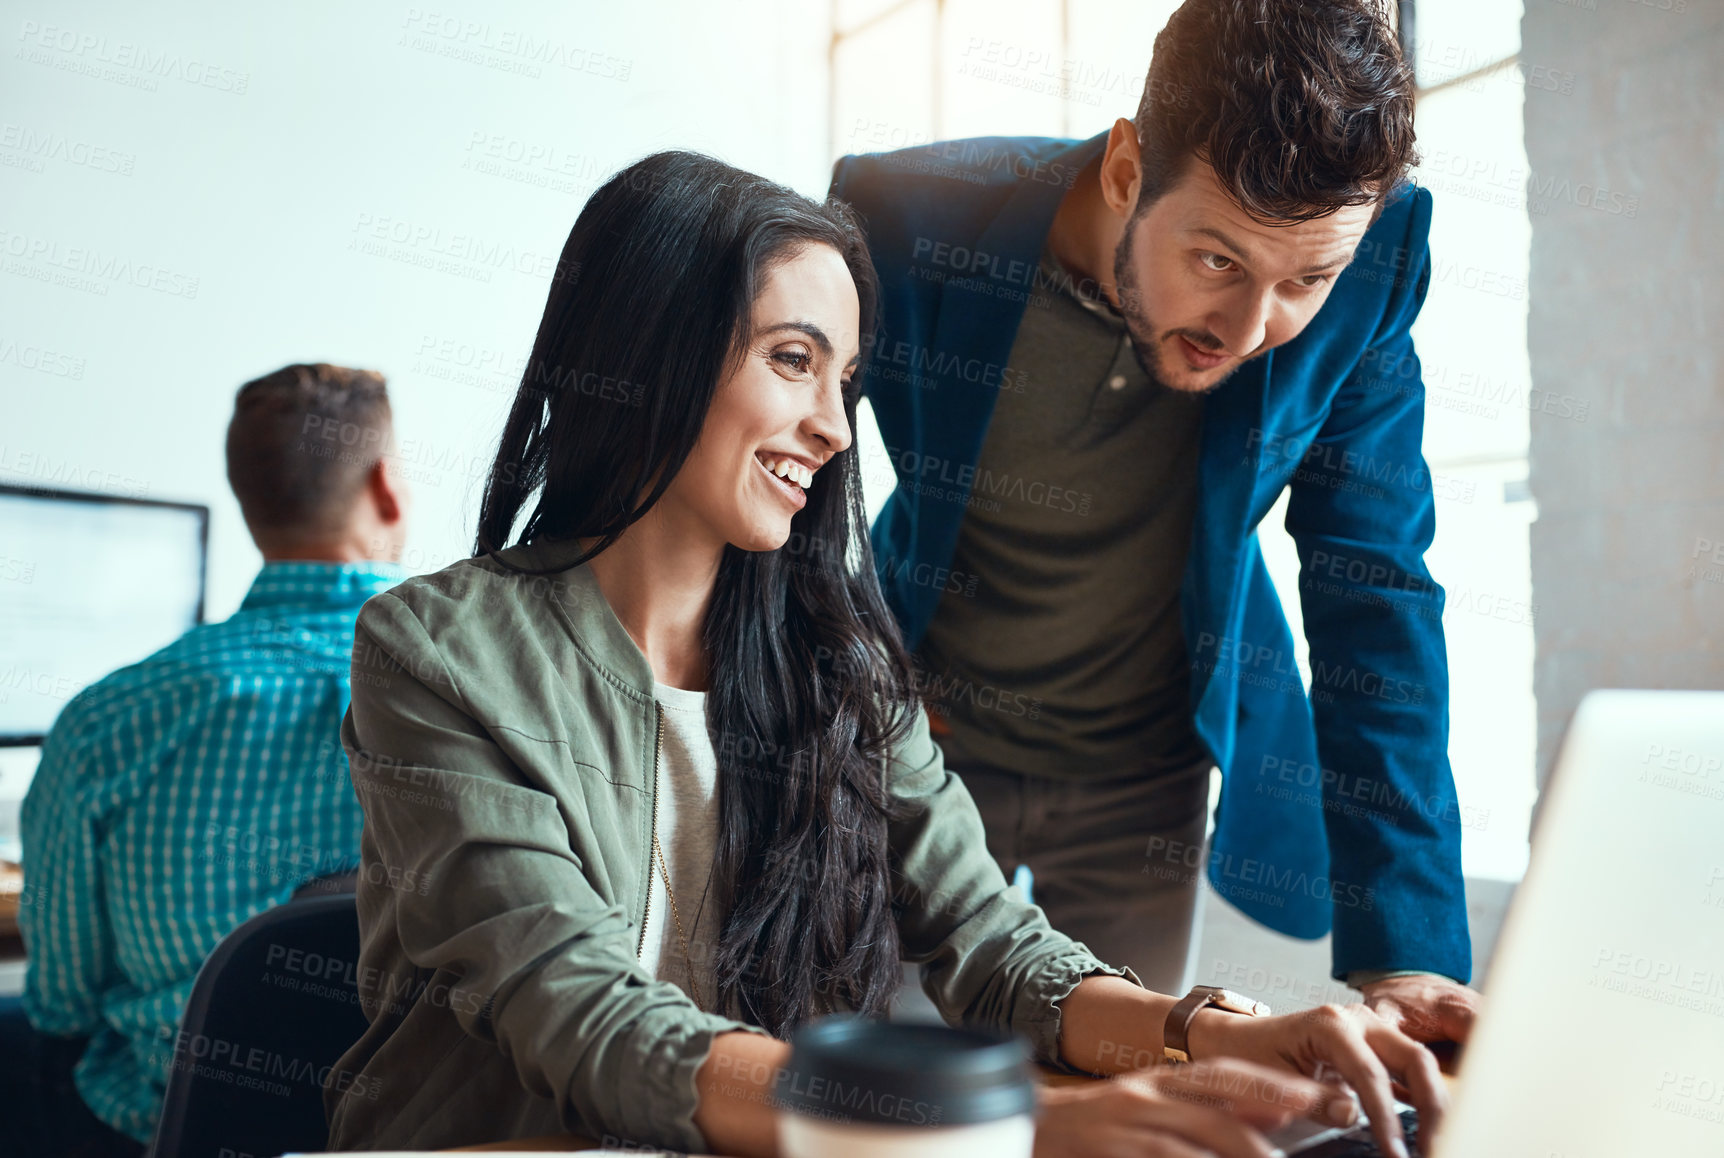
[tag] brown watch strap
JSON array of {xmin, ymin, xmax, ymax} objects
[
  {"xmin": 1163, "ymin": 985, "xmax": 1269, "ymax": 1063},
  {"xmin": 1163, "ymin": 985, "xmax": 1224, "ymax": 1064}
]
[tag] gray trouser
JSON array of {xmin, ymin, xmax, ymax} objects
[{"xmin": 951, "ymin": 759, "xmax": 1214, "ymax": 996}]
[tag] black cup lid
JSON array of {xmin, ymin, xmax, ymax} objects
[{"xmin": 776, "ymin": 1014, "xmax": 1037, "ymax": 1128}]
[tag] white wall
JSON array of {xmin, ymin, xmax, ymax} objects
[
  {"xmin": 3, "ymin": 0, "xmax": 832, "ymax": 616},
  {"xmin": 1523, "ymin": 0, "xmax": 1724, "ymax": 782}
]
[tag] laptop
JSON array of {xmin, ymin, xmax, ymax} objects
[{"xmin": 1270, "ymin": 689, "xmax": 1724, "ymax": 1157}]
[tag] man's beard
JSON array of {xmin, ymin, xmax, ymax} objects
[{"xmin": 1111, "ymin": 214, "xmax": 1243, "ymax": 395}]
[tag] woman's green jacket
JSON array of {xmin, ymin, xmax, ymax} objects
[{"xmin": 323, "ymin": 536, "xmax": 1142, "ymax": 1153}]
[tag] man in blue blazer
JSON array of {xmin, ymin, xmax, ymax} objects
[{"xmin": 832, "ymin": 0, "xmax": 1478, "ymax": 1047}]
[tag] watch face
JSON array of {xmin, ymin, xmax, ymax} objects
[{"xmin": 1212, "ymin": 988, "xmax": 1272, "ymax": 1016}]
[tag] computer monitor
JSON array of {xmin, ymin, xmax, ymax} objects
[{"xmin": 0, "ymin": 484, "xmax": 208, "ymax": 746}]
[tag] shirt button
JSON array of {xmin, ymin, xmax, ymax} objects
[{"xmin": 1107, "ymin": 374, "xmax": 1127, "ymax": 390}]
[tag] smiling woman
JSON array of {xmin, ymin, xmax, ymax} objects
[{"xmin": 466, "ymin": 150, "xmax": 917, "ymax": 1039}]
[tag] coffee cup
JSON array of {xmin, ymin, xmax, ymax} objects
[{"xmin": 774, "ymin": 1014, "xmax": 1037, "ymax": 1158}]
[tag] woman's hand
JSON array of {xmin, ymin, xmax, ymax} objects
[
  {"xmin": 1033, "ymin": 1057, "xmax": 1354, "ymax": 1158},
  {"xmin": 1190, "ymin": 1001, "xmax": 1449, "ymax": 1158}
]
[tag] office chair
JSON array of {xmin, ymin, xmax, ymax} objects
[{"xmin": 148, "ymin": 891, "xmax": 368, "ymax": 1158}]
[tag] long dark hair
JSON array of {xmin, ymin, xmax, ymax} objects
[{"xmin": 473, "ymin": 150, "xmax": 920, "ymax": 1036}]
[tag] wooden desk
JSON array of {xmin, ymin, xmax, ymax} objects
[
  {"xmin": 451, "ymin": 1067, "xmax": 1461, "ymax": 1152},
  {"xmin": 452, "ymin": 1066, "xmax": 1110, "ymax": 1151},
  {"xmin": 0, "ymin": 861, "xmax": 23, "ymax": 948}
]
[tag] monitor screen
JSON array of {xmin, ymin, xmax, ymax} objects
[{"xmin": 0, "ymin": 485, "xmax": 208, "ymax": 746}]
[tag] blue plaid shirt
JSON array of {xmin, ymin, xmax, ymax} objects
[{"xmin": 19, "ymin": 560, "xmax": 403, "ymax": 1142}]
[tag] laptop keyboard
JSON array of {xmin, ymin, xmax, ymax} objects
[{"xmin": 1293, "ymin": 1108, "xmax": 1422, "ymax": 1157}]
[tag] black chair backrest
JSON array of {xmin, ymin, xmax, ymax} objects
[{"xmin": 149, "ymin": 894, "xmax": 369, "ymax": 1158}]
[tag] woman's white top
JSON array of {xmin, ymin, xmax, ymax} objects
[{"xmin": 637, "ymin": 679, "xmax": 724, "ymax": 1011}]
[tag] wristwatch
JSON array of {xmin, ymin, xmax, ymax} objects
[{"xmin": 1163, "ymin": 985, "xmax": 1272, "ymax": 1063}]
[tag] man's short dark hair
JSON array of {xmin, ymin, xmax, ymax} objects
[
  {"xmin": 226, "ymin": 362, "xmax": 391, "ymax": 544},
  {"xmin": 1134, "ymin": 0, "xmax": 1418, "ymax": 224}
]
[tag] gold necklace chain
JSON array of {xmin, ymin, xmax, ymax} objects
[{"xmin": 652, "ymin": 829, "xmax": 705, "ymax": 1012}]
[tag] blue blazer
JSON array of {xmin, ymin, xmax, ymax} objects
[{"xmin": 831, "ymin": 132, "xmax": 1470, "ymax": 983}]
